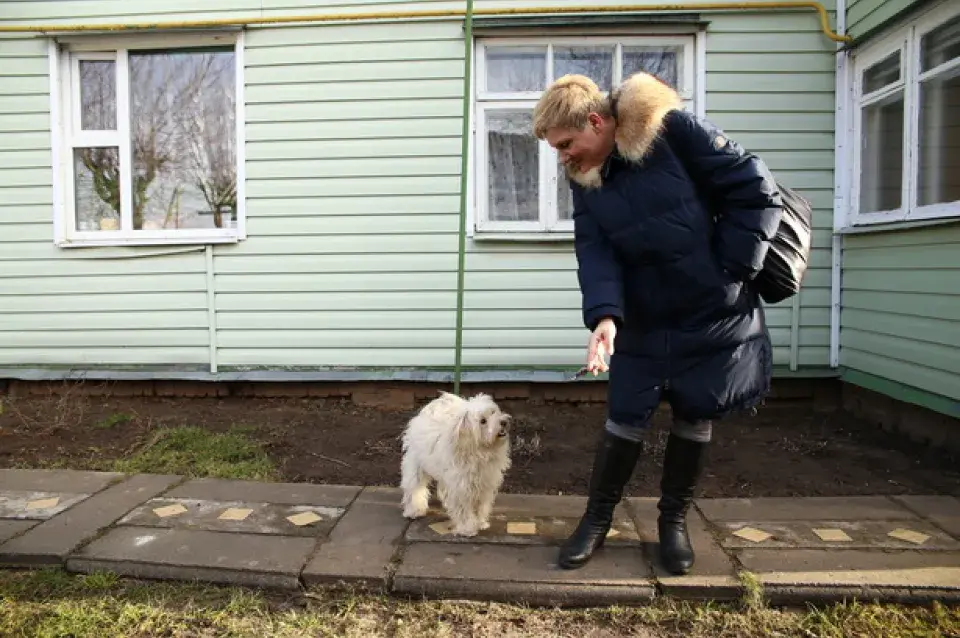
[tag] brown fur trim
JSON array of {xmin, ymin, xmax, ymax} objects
[
  {"xmin": 612, "ymin": 72, "xmax": 683, "ymax": 163},
  {"xmin": 566, "ymin": 165, "xmax": 603, "ymax": 189}
]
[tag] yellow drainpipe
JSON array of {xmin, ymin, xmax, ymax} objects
[{"xmin": 0, "ymin": 2, "xmax": 851, "ymax": 43}]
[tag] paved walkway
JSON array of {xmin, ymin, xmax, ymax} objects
[{"xmin": 1, "ymin": 469, "xmax": 958, "ymax": 607}]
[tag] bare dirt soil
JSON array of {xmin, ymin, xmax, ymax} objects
[{"xmin": 1, "ymin": 390, "xmax": 958, "ymax": 498}]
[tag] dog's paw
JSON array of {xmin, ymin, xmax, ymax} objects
[
  {"xmin": 479, "ymin": 520, "xmax": 491, "ymax": 531},
  {"xmin": 451, "ymin": 518, "xmax": 482, "ymax": 537},
  {"xmin": 452, "ymin": 526, "xmax": 479, "ymax": 537},
  {"xmin": 402, "ymin": 506, "xmax": 428, "ymax": 520}
]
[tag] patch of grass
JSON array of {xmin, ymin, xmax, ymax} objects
[
  {"xmin": 112, "ymin": 425, "xmax": 277, "ymax": 481},
  {"xmin": 738, "ymin": 570, "xmax": 766, "ymax": 611},
  {"xmin": 94, "ymin": 413, "xmax": 135, "ymax": 430},
  {"xmin": 0, "ymin": 569, "xmax": 957, "ymax": 638}
]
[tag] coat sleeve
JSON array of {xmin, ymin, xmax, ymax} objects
[
  {"xmin": 571, "ymin": 185, "xmax": 624, "ymax": 331},
  {"xmin": 666, "ymin": 110, "xmax": 783, "ymax": 282}
]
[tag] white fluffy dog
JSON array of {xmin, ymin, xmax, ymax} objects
[{"xmin": 400, "ymin": 392, "xmax": 512, "ymax": 536}]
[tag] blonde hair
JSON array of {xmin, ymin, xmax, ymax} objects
[{"xmin": 533, "ymin": 74, "xmax": 611, "ymax": 140}]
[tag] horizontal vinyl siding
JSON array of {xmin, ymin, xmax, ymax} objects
[
  {"xmin": 216, "ymin": 21, "xmax": 465, "ymax": 369},
  {"xmin": 0, "ymin": 35, "xmax": 210, "ymax": 368},
  {"xmin": 846, "ymin": 0, "xmax": 925, "ymax": 40},
  {"xmin": 462, "ymin": 9, "xmax": 838, "ymax": 369},
  {"xmin": 840, "ymin": 225, "xmax": 960, "ymax": 402},
  {"xmin": 706, "ymin": 11, "xmax": 836, "ymax": 369},
  {"xmin": 0, "ymin": 0, "xmax": 837, "ymax": 21},
  {"xmin": 1, "ymin": 1, "xmax": 842, "ymax": 374}
]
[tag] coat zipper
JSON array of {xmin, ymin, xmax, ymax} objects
[{"xmin": 663, "ymin": 329, "xmax": 671, "ymax": 392}]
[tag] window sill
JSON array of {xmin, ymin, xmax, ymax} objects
[
  {"xmin": 838, "ymin": 215, "xmax": 960, "ymax": 235},
  {"xmin": 472, "ymin": 230, "xmax": 574, "ymax": 242},
  {"xmin": 56, "ymin": 234, "xmax": 243, "ymax": 248}
]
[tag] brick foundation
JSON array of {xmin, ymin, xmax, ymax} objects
[
  {"xmin": 841, "ymin": 383, "xmax": 960, "ymax": 455},
  {"xmin": 1, "ymin": 376, "xmax": 840, "ymax": 410}
]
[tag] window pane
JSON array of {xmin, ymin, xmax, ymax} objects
[
  {"xmin": 859, "ymin": 91, "xmax": 904, "ymax": 213},
  {"xmin": 918, "ymin": 68, "xmax": 960, "ymax": 206},
  {"xmin": 921, "ymin": 14, "xmax": 960, "ymax": 72},
  {"xmin": 554, "ymin": 46, "xmax": 614, "ymax": 91},
  {"xmin": 74, "ymin": 147, "xmax": 121, "ymax": 231},
  {"xmin": 622, "ymin": 46, "xmax": 680, "ymax": 88},
  {"xmin": 485, "ymin": 46, "xmax": 546, "ymax": 92},
  {"xmin": 129, "ymin": 48, "xmax": 236, "ymax": 231},
  {"xmin": 487, "ymin": 110, "xmax": 539, "ymax": 222},
  {"xmin": 79, "ymin": 60, "xmax": 117, "ymax": 130},
  {"xmin": 557, "ymin": 158, "xmax": 574, "ymax": 221},
  {"xmin": 863, "ymin": 51, "xmax": 901, "ymax": 94}
]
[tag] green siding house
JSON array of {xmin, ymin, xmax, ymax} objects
[
  {"xmin": 836, "ymin": 0, "xmax": 960, "ymax": 420},
  {"xmin": 0, "ymin": 1, "xmax": 956, "ymax": 421}
]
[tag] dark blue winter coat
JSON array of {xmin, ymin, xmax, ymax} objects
[{"xmin": 569, "ymin": 73, "xmax": 783, "ymax": 427}]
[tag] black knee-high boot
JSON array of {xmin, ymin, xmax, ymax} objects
[
  {"xmin": 558, "ymin": 430, "xmax": 644, "ymax": 570},
  {"xmin": 657, "ymin": 432, "xmax": 708, "ymax": 575}
]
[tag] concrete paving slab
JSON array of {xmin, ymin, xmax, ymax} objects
[
  {"xmin": 303, "ymin": 487, "xmax": 410, "ymax": 589},
  {"xmin": 0, "ymin": 520, "xmax": 36, "ymax": 544},
  {"xmin": 890, "ymin": 495, "xmax": 960, "ymax": 538},
  {"xmin": 697, "ymin": 496, "xmax": 914, "ymax": 522},
  {"xmin": 483, "ymin": 493, "xmax": 589, "ymax": 517},
  {"xmin": 406, "ymin": 509, "xmax": 640, "ymax": 546},
  {"xmin": 164, "ymin": 478, "xmax": 360, "ymax": 507},
  {"xmin": 0, "ymin": 469, "xmax": 123, "ymax": 494},
  {"xmin": 66, "ymin": 525, "xmax": 315, "ymax": 590},
  {"xmin": 0, "ymin": 491, "xmax": 91, "ymax": 520},
  {"xmin": 393, "ymin": 542, "xmax": 655, "ymax": 607},
  {"xmin": 626, "ymin": 498, "xmax": 740, "ymax": 601},
  {"xmin": 718, "ymin": 519, "xmax": 959, "ymax": 550},
  {"xmin": 116, "ymin": 498, "xmax": 344, "ymax": 537},
  {"xmin": 738, "ymin": 549, "xmax": 960, "ymax": 605},
  {"xmin": 0, "ymin": 474, "xmax": 181, "ymax": 566}
]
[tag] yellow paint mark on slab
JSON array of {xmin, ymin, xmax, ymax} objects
[
  {"xmin": 606, "ymin": 528, "xmax": 621, "ymax": 538},
  {"xmin": 429, "ymin": 520, "xmax": 454, "ymax": 536},
  {"xmin": 813, "ymin": 528, "xmax": 853, "ymax": 542},
  {"xmin": 507, "ymin": 521, "xmax": 537, "ymax": 535},
  {"xmin": 287, "ymin": 511, "xmax": 323, "ymax": 527},
  {"xmin": 219, "ymin": 508, "xmax": 253, "ymax": 521},
  {"xmin": 888, "ymin": 528, "xmax": 930, "ymax": 545},
  {"xmin": 732, "ymin": 526, "xmax": 773, "ymax": 543},
  {"xmin": 26, "ymin": 497, "xmax": 60, "ymax": 510},
  {"xmin": 153, "ymin": 504, "xmax": 188, "ymax": 518}
]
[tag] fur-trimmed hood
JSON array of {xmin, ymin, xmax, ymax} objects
[{"xmin": 567, "ymin": 72, "xmax": 682, "ymax": 189}]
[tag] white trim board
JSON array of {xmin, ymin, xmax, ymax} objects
[
  {"xmin": 842, "ymin": 0, "xmax": 960, "ymax": 230},
  {"xmin": 469, "ymin": 30, "xmax": 704, "ymax": 241},
  {"xmin": 50, "ymin": 32, "xmax": 246, "ymax": 248}
]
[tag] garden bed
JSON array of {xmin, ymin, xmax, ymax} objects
[{"xmin": 1, "ymin": 387, "xmax": 957, "ymax": 498}]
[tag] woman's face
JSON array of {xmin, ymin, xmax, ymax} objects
[{"xmin": 545, "ymin": 112, "xmax": 615, "ymax": 174}]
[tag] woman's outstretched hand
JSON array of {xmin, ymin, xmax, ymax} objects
[{"xmin": 586, "ymin": 317, "xmax": 616, "ymax": 375}]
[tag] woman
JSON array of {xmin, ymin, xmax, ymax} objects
[{"xmin": 532, "ymin": 73, "xmax": 782, "ymax": 575}]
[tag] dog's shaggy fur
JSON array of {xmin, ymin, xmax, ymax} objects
[{"xmin": 400, "ymin": 392, "xmax": 512, "ymax": 536}]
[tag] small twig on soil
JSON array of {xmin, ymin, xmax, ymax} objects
[
  {"xmin": 308, "ymin": 451, "xmax": 352, "ymax": 468},
  {"xmin": 124, "ymin": 430, "xmax": 164, "ymax": 458}
]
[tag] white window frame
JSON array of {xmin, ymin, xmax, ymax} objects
[
  {"xmin": 472, "ymin": 34, "xmax": 699, "ymax": 239},
  {"xmin": 847, "ymin": 0, "xmax": 960, "ymax": 227},
  {"xmin": 49, "ymin": 32, "xmax": 246, "ymax": 248}
]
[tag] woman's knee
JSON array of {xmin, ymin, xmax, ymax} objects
[
  {"xmin": 670, "ymin": 419, "xmax": 712, "ymax": 443},
  {"xmin": 604, "ymin": 418, "xmax": 648, "ymax": 443}
]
